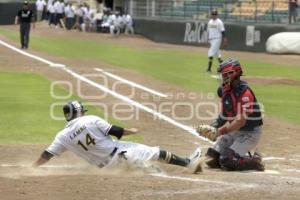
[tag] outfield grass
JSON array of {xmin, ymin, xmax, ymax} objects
[
  {"xmin": 0, "ymin": 28, "xmax": 299, "ymax": 125},
  {"xmin": 0, "ymin": 71, "xmax": 141, "ymax": 144}
]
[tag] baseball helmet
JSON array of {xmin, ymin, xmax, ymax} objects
[
  {"xmin": 63, "ymin": 101, "xmax": 88, "ymax": 121},
  {"xmin": 217, "ymin": 58, "xmax": 243, "ymax": 92}
]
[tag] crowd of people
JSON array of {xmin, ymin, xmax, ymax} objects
[{"xmin": 35, "ymin": 0, "xmax": 134, "ymax": 35}]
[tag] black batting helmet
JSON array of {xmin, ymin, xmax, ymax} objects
[{"xmin": 63, "ymin": 101, "xmax": 88, "ymax": 121}]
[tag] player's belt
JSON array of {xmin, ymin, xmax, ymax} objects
[{"xmin": 109, "ymin": 147, "xmax": 118, "ymax": 157}]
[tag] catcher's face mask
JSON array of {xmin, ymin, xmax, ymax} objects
[{"xmin": 218, "ymin": 59, "xmax": 243, "ymax": 92}]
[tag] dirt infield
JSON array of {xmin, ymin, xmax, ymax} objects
[{"xmin": 0, "ymin": 24, "xmax": 300, "ymax": 200}]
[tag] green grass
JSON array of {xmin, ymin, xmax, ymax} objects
[
  {"xmin": 0, "ymin": 71, "xmax": 141, "ymax": 144},
  {"xmin": 253, "ymin": 85, "xmax": 300, "ymax": 125},
  {"xmin": 0, "ymin": 28, "xmax": 299, "ymax": 125}
]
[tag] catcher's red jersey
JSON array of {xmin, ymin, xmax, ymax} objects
[{"xmin": 221, "ymin": 81, "xmax": 263, "ymax": 130}]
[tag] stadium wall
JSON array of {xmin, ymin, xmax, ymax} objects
[
  {"xmin": 134, "ymin": 19, "xmax": 300, "ymax": 52},
  {"xmin": 0, "ymin": 3, "xmax": 35, "ymax": 25}
]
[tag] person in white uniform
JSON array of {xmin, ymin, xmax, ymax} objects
[
  {"xmin": 206, "ymin": 10, "xmax": 227, "ymax": 72},
  {"xmin": 35, "ymin": 0, "xmax": 46, "ymax": 21},
  {"xmin": 33, "ymin": 101, "xmax": 202, "ymax": 174},
  {"xmin": 54, "ymin": 0, "xmax": 65, "ymax": 28},
  {"xmin": 64, "ymin": 3, "xmax": 75, "ymax": 30}
]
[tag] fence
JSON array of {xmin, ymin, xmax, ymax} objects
[{"xmin": 129, "ymin": 0, "xmax": 300, "ymax": 25}]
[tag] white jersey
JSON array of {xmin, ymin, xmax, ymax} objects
[
  {"xmin": 65, "ymin": 5, "xmax": 75, "ymax": 18},
  {"xmin": 54, "ymin": 1, "xmax": 65, "ymax": 14},
  {"xmin": 47, "ymin": 115, "xmax": 117, "ymax": 167},
  {"xmin": 48, "ymin": 4, "xmax": 56, "ymax": 13},
  {"xmin": 46, "ymin": 115, "xmax": 160, "ymax": 168},
  {"xmin": 47, "ymin": 0, "xmax": 54, "ymax": 10},
  {"xmin": 125, "ymin": 14, "xmax": 133, "ymax": 26},
  {"xmin": 35, "ymin": 0, "xmax": 46, "ymax": 11},
  {"xmin": 207, "ymin": 18, "xmax": 225, "ymax": 40}
]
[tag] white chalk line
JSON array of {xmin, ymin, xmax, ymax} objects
[
  {"xmin": 284, "ymin": 169, "xmax": 300, "ymax": 173},
  {"xmin": 263, "ymin": 157, "xmax": 300, "ymax": 162},
  {"xmin": 94, "ymin": 68, "xmax": 167, "ymax": 98},
  {"xmin": 151, "ymin": 173, "xmax": 257, "ymax": 188},
  {"xmin": 134, "ymin": 187, "xmax": 238, "ymax": 197}
]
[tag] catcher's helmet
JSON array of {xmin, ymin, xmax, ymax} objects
[
  {"xmin": 218, "ymin": 58, "xmax": 243, "ymax": 92},
  {"xmin": 63, "ymin": 101, "xmax": 88, "ymax": 121}
]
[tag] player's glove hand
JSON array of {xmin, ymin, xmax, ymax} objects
[{"xmin": 196, "ymin": 125, "xmax": 220, "ymax": 142}]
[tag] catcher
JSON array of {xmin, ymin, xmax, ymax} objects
[{"xmin": 196, "ymin": 58, "xmax": 265, "ymax": 171}]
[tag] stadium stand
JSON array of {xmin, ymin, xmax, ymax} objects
[{"xmin": 131, "ymin": 0, "xmax": 296, "ymax": 24}]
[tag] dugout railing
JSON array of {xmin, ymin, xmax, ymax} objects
[{"xmin": 129, "ymin": 0, "xmax": 300, "ymax": 25}]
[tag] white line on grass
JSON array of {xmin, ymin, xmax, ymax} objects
[{"xmin": 94, "ymin": 68, "xmax": 167, "ymax": 97}]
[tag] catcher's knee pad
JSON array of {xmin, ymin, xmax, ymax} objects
[
  {"xmin": 219, "ymin": 148, "xmax": 264, "ymax": 171},
  {"xmin": 205, "ymin": 148, "xmax": 221, "ymax": 168}
]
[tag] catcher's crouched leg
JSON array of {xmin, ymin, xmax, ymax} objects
[
  {"xmin": 219, "ymin": 148, "xmax": 265, "ymax": 171},
  {"xmin": 205, "ymin": 148, "xmax": 221, "ymax": 168}
]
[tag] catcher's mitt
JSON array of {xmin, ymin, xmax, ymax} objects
[{"xmin": 196, "ymin": 125, "xmax": 220, "ymax": 141}]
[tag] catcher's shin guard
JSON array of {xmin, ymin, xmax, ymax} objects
[
  {"xmin": 158, "ymin": 150, "xmax": 189, "ymax": 167},
  {"xmin": 205, "ymin": 148, "xmax": 221, "ymax": 168},
  {"xmin": 220, "ymin": 148, "xmax": 265, "ymax": 171}
]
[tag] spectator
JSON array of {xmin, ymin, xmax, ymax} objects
[
  {"xmin": 93, "ymin": 9, "xmax": 104, "ymax": 32},
  {"xmin": 124, "ymin": 13, "xmax": 134, "ymax": 34},
  {"xmin": 83, "ymin": 5, "xmax": 94, "ymax": 32},
  {"xmin": 64, "ymin": 3, "xmax": 75, "ymax": 30},
  {"xmin": 289, "ymin": 0, "xmax": 298, "ymax": 24},
  {"xmin": 75, "ymin": 4, "xmax": 85, "ymax": 31},
  {"xmin": 46, "ymin": 0, "xmax": 54, "ymax": 20},
  {"xmin": 100, "ymin": 10, "xmax": 110, "ymax": 33},
  {"xmin": 54, "ymin": 0, "xmax": 65, "ymax": 29},
  {"xmin": 35, "ymin": 0, "xmax": 46, "ymax": 21},
  {"xmin": 48, "ymin": 1, "xmax": 56, "ymax": 27},
  {"xmin": 116, "ymin": 12, "xmax": 125, "ymax": 33},
  {"xmin": 109, "ymin": 11, "xmax": 118, "ymax": 35}
]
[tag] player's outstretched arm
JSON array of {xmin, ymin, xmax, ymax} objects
[
  {"xmin": 123, "ymin": 128, "xmax": 138, "ymax": 136},
  {"xmin": 32, "ymin": 150, "xmax": 54, "ymax": 167}
]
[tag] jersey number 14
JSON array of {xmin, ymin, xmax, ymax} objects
[{"xmin": 77, "ymin": 133, "xmax": 96, "ymax": 151}]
